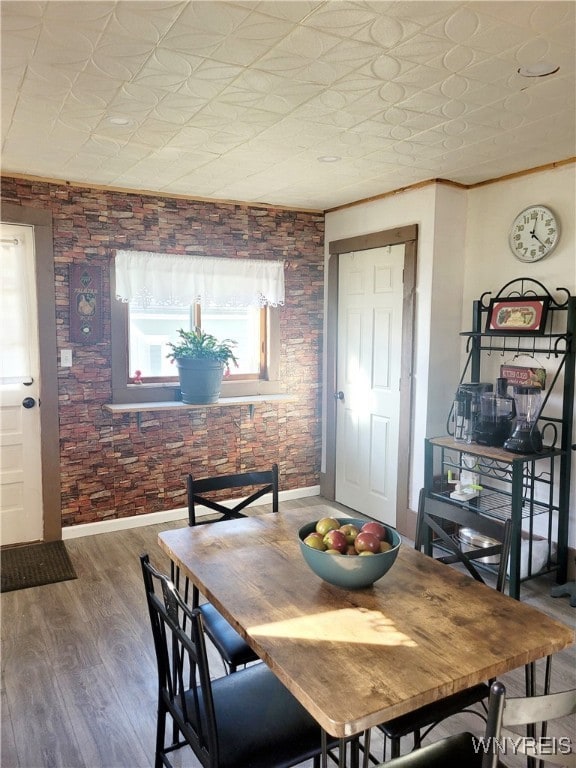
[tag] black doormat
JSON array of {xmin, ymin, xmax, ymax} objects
[{"xmin": 1, "ymin": 540, "xmax": 77, "ymax": 593}]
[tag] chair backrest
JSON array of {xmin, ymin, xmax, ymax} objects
[
  {"xmin": 187, "ymin": 463, "xmax": 279, "ymax": 526},
  {"xmin": 415, "ymin": 489, "xmax": 512, "ymax": 593},
  {"xmin": 140, "ymin": 553, "xmax": 218, "ymax": 768},
  {"xmin": 481, "ymin": 680, "xmax": 576, "ymax": 767}
]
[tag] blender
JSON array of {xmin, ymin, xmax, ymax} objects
[
  {"xmin": 504, "ymin": 386, "xmax": 543, "ymax": 453},
  {"xmin": 474, "ymin": 379, "xmax": 516, "ymax": 447}
]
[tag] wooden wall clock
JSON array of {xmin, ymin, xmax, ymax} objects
[{"xmin": 69, "ymin": 264, "xmax": 103, "ymax": 343}]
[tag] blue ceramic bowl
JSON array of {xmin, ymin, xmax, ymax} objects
[{"xmin": 298, "ymin": 517, "xmax": 401, "ymax": 589}]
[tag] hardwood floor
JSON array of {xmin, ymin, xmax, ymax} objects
[{"xmin": 1, "ymin": 496, "xmax": 574, "ymax": 768}]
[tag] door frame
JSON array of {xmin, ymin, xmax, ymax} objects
[
  {"xmin": 1, "ymin": 203, "xmax": 61, "ymax": 542},
  {"xmin": 322, "ymin": 225, "xmax": 418, "ymax": 538}
]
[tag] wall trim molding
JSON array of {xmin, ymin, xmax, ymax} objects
[{"xmin": 62, "ymin": 486, "xmax": 321, "ymax": 539}]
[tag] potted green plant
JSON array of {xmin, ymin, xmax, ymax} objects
[{"xmin": 166, "ymin": 328, "xmax": 238, "ymax": 404}]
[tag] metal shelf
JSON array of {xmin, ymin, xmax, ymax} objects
[
  {"xmin": 428, "ymin": 489, "xmax": 553, "ymax": 523},
  {"xmin": 424, "ymin": 280, "xmax": 574, "ymax": 600}
]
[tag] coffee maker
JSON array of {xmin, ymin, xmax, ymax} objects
[
  {"xmin": 452, "ymin": 383, "xmax": 493, "ymax": 442},
  {"xmin": 504, "ymin": 386, "xmax": 543, "ymax": 453},
  {"xmin": 474, "ymin": 378, "xmax": 516, "ymax": 447}
]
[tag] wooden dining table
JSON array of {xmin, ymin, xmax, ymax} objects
[{"xmin": 157, "ymin": 505, "xmax": 574, "ymax": 761}]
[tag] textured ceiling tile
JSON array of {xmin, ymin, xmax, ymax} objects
[
  {"xmin": 393, "ymin": 62, "xmax": 451, "ymax": 90},
  {"xmin": 302, "ymin": 4, "xmax": 378, "ymax": 36},
  {"xmin": 355, "ymin": 13, "xmax": 421, "ymax": 48},
  {"xmin": 87, "ymin": 39, "xmax": 155, "ymax": 81},
  {"xmin": 151, "ymin": 93, "xmax": 207, "ymax": 124},
  {"xmin": 257, "ymin": 1, "xmax": 322, "ymax": 23},
  {"xmin": 390, "ymin": 32, "xmax": 456, "ymax": 65},
  {"xmin": 219, "ymin": 79, "xmax": 322, "ymax": 115},
  {"xmin": 110, "ymin": 82, "xmax": 171, "ymax": 112},
  {"xmin": 1, "ymin": 0, "xmax": 574, "ymax": 209},
  {"xmin": 460, "ymin": 55, "xmax": 519, "ymax": 84},
  {"xmin": 133, "ymin": 48, "xmax": 203, "ymax": 90},
  {"xmin": 109, "ymin": 1, "xmax": 186, "ymax": 43}
]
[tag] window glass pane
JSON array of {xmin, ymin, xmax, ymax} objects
[
  {"xmin": 202, "ymin": 306, "xmax": 260, "ymax": 375},
  {"xmin": 127, "ymin": 303, "xmax": 260, "ymax": 378}
]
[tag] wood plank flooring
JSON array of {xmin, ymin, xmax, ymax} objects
[{"xmin": 1, "ymin": 496, "xmax": 574, "ymax": 768}]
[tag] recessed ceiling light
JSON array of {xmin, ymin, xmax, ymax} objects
[
  {"xmin": 518, "ymin": 62, "xmax": 560, "ymax": 78},
  {"xmin": 108, "ymin": 116, "xmax": 131, "ymax": 125},
  {"xmin": 317, "ymin": 155, "xmax": 341, "ymax": 163}
]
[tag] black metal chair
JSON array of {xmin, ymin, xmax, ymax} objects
[
  {"xmin": 140, "ymin": 553, "xmax": 338, "ymax": 768},
  {"xmin": 373, "ymin": 733, "xmax": 485, "ymax": 768},
  {"xmin": 481, "ymin": 680, "xmax": 576, "ymax": 768},
  {"xmin": 188, "ymin": 464, "xmax": 279, "ymax": 527},
  {"xmin": 377, "ymin": 489, "xmax": 512, "ymax": 760},
  {"xmin": 375, "ymin": 681, "xmax": 576, "ymax": 768},
  {"xmin": 174, "ymin": 464, "xmax": 279, "ymax": 673}
]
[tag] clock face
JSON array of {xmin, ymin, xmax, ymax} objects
[{"xmin": 509, "ymin": 205, "xmax": 560, "ymax": 262}]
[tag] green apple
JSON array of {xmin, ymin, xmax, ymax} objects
[
  {"xmin": 315, "ymin": 517, "xmax": 340, "ymax": 536},
  {"xmin": 303, "ymin": 532, "xmax": 326, "ymax": 551},
  {"xmin": 339, "ymin": 523, "xmax": 360, "ymax": 544}
]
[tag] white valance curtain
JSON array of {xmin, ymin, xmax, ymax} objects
[{"xmin": 115, "ymin": 250, "xmax": 285, "ymax": 308}]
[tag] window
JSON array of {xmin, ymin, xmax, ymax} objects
[
  {"xmin": 127, "ymin": 302, "xmax": 266, "ymax": 382},
  {"xmin": 111, "ymin": 251, "xmax": 284, "ymax": 403}
]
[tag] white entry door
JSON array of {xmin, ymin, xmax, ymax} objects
[
  {"xmin": 0, "ymin": 223, "xmax": 43, "ymax": 545},
  {"xmin": 335, "ymin": 246, "xmax": 405, "ymax": 525}
]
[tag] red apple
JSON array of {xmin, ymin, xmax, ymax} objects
[
  {"xmin": 346, "ymin": 545, "xmax": 358, "ymax": 556},
  {"xmin": 323, "ymin": 529, "xmax": 348, "ymax": 554},
  {"xmin": 361, "ymin": 521, "xmax": 387, "ymax": 541},
  {"xmin": 315, "ymin": 517, "xmax": 340, "ymax": 536},
  {"xmin": 304, "ymin": 532, "xmax": 326, "ymax": 551},
  {"xmin": 354, "ymin": 531, "xmax": 381, "ymax": 554},
  {"xmin": 339, "ymin": 523, "xmax": 360, "ymax": 544}
]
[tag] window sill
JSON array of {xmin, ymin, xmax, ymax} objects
[{"xmin": 103, "ymin": 394, "xmax": 294, "ymax": 415}]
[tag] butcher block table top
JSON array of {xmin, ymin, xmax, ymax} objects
[{"xmin": 158, "ymin": 505, "xmax": 574, "ymax": 739}]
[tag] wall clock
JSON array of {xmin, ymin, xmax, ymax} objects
[{"xmin": 509, "ymin": 205, "xmax": 560, "ymax": 262}]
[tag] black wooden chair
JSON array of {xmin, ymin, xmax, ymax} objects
[
  {"xmin": 377, "ymin": 489, "xmax": 512, "ymax": 760},
  {"xmin": 374, "ymin": 681, "xmax": 576, "ymax": 768},
  {"xmin": 141, "ymin": 553, "xmax": 339, "ymax": 768},
  {"xmin": 174, "ymin": 464, "xmax": 279, "ymax": 673}
]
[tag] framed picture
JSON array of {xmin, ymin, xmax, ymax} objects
[{"xmin": 485, "ymin": 296, "xmax": 550, "ymax": 335}]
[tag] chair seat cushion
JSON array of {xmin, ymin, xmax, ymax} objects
[
  {"xmin": 381, "ymin": 732, "xmax": 485, "ymax": 767},
  {"xmin": 379, "ymin": 683, "xmax": 490, "ymax": 738},
  {"xmin": 199, "ymin": 602, "xmax": 258, "ymax": 668},
  {"xmin": 184, "ymin": 661, "xmax": 335, "ymax": 768}
]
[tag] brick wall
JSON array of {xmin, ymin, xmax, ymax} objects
[{"xmin": 1, "ymin": 177, "xmax": 325, "ymax": 527}]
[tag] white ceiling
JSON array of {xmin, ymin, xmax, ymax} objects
[{"xmin": 1, "ymin": 1, "xmax": 575, "ymax": 211}]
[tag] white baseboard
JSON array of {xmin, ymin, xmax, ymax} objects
[{"xmin": 62, "ymin": 485, "xmax": 321, "ymax": 540}]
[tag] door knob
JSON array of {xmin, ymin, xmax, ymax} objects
[
  {"xmin": 334, "ymin": 391, "xmax": 344, "ymax": 400},
  {"xmin": 22, "ymin": 397, "xmax": 36, "ymax": 409}
]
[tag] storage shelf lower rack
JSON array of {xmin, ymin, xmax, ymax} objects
[{"xmin": 427, "ymin": 488, "xmax": 555, "ymax": 522}]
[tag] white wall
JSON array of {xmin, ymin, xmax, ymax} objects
[
  {"xmin": 325, "ymin": 164, "xmax": 575, "ymax": 548},
  {"xmin": 324, "ymin": 182, "xmax": 468, "ymax": 512}
]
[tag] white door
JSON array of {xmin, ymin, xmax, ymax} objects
[
  {"xmin": 0, "ymin": 223, "xmax": 43, "ymax": 545},
  {"xmin": 335, "ymin": 246, "xmax": 404, "ymax": 525}
]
